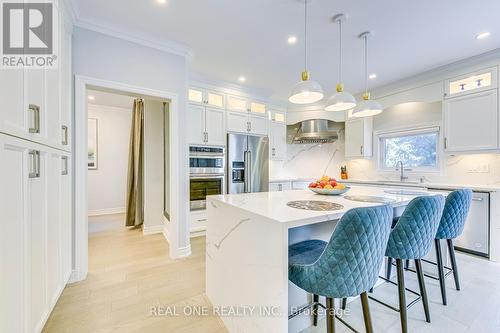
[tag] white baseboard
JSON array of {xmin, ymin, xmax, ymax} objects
[
  {"xmin": 190, "ymin": 226, "xmax": 206, "ymax": 238},
  {"xmin": 143, "ymin": 224, "xmax": 164, "ymax": 235},
  {"xmin": 177, "ymin": 244, "xmax": 192, "ymax": 257},
  {"xmin": 68, "ymin": 269, "xmax": 86, "ymax": 284},
  {"xmin": 163, "ymin": 224, "xmax": 170, "ymax": 242},
  {"xmin": 88, "ymin": 207, "xmax": 126, "ymax": 216}
]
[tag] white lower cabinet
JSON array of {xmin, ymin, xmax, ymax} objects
[
  {"xmin": 0, "ymin": 134, "xmax": 71, "ymax": 333},
  {"xmin": 190, "ymin": 210, "xmax": 208, "ymax": 234},
  {"xmin": 269, "ymin": 181, "xmax": 292, "ymax": 192}
]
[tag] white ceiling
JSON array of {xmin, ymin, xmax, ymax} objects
[
  {"xmin": 87, "ymin": 89, "xmax": 136, "ymax": 109},
  {"xmin": 74, "ymin": 0, "xmax": 500, "ymax": 104}
]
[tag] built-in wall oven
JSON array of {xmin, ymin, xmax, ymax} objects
[{"xmin": 189, "ymin": 146, "xmax": 225, "ymax": 211}]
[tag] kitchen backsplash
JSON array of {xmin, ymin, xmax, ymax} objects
[{"xmin": 270, "ymin": 140, "xmax": 346, "ymax": 180}]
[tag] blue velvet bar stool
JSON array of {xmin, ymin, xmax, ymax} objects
[
  {"xmin": 288, "ymin": 205, "xmax": 393, "ymax": 333},
  {"xmin": 370, "ymin": 195, "xmax": 445, "ymax": 333},
  {"xmin": 433, "ymin": 189, "xmax": 472, "ymax": 305}
]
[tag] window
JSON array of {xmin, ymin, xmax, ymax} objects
[{"xmin": 379, "ymin": 127, "xmax": 439, "ymax": 171}]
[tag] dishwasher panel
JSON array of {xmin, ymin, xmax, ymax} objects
[{"xmin": 454, "ymin": 191, "xmax": 490, "ymax": 258}]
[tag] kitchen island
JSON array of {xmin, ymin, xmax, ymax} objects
[{"xmin": 205, "ymin": 186, "xmax": 443, "ymax": 333}]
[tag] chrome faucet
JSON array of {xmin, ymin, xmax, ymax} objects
[{"xmin": 397, "ymin": 161, "xmax": 409, "ymax": 182}]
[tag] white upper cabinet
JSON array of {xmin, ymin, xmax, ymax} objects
[
  {"xmin": 187, "ymin": 104, "xmax": 206, "ymax": 145},
  {"xmin": 226, "ymin": 111, "xmax": 249, "ymax": 133},
  {"xmin": 205, "ymin": 107, "xmax": 226, "ymax": 146},
  {"xmin": 444, "ymin": 89, "xmax": 498, "ymax": 152},
  {"xmin": 345, "ymin": 117, "xmax": 373, "ymax": 158},
  {"xmin": 0, "ymin": 4, "xmax": 72, "ymax": 152},
  {"xmin": 445, "ymin": 67, "xmax": 498, "ymax": 98},
  {"xmin": 269, "ymin": 110, "xmax": 287, "ymax": 161},
  {"xmin": 226, "ymin": 95, "xmax": 248, "ymax": 112},
  {"xmin": 187, "ymin": 104, "xmax": 226, "ymax": 146},
  {"xmin": 189, "ymin": 88, "xmax": 225, "ymax": 109},
  {"xmin": 0, "ymin": 70, "xmax": 25, "ymax": 137}
]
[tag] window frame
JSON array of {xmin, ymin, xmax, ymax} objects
[{"xmin": 377, "ymin": 125, "xmax": 441, "ymax": 173}]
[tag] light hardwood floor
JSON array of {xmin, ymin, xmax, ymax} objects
[{"xmin": 43, "ymin": 214, "xmax": 227, "ymax": 333}]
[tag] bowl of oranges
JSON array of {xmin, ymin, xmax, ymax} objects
[{"xmin": 308, "ymin": 176, "xmax": 350, "ymax": 195}]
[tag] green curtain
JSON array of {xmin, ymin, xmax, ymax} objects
[{"xmin": 125, "ymin": 99, "xmax": 144, "ymax": 227}]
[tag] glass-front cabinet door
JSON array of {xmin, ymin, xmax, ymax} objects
[
  {"xmin": 445, "ymin": 67, "xmax": 498, "ymax": 98},
  {"xmin": 227, "ymin": 95, "xmax": 248, "ymax": 112}
]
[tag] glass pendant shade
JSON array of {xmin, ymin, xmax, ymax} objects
[
  {"xmin": 351, "ymin": 93, "xmax": 383, "ymax": 118},
  {"xmin": 324, "ymin": 84, "xmax": 357, "ymax": 111},
  {"xmin": 289, "ymin": 75, "xmax": 324, "ymax": 104}
]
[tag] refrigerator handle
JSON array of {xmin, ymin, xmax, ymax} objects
[{"xmin": 243, "ymin": 150, "xmax": 250, "ymax": 193}]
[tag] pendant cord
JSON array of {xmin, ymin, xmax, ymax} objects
[
  {"xmin": 338, "ymin": 19, "xmax": 342, "ymax": 84},
  {"xmin": 364, "ymin": 35, "xmax": 368, "ymax": 95},
  {"xmin": 304, "ymin": 0, "xmax": 308, "ymax": 72}
]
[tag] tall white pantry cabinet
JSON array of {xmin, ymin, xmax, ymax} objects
[{"xmin": 0, "ymin": 2, "xmax": 73, "ymax": 333}]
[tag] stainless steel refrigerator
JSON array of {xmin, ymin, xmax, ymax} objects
[{"xmin": 227, "ymin": 133, "xmax": 269, "ymax": 194}]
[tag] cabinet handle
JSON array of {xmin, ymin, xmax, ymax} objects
[
  {"xmin": 472, "ymin": 197, "xmax": 484, "ymax": 202},
  {"xmin": 272, "ymin": 148, "xmax": 276, "ymax": 156},
  {"xmin": 444, "ymin": 138, "xmax": 448, "ymax": 149},
  {"xmin": 61, "ymin": 156, "xmax": 68, "ymax": 175},
  {"xmin": 61, "ymin": 125, "xmax": 68, "ymax": 145},
  {"xmin": 29, "ymin": 104, "xmax": 40, "ymax": 134},
  {"xmin": 205, "ymin": 132, "xmax": 209, "ymax": 143},
  {"xmin": 278, "ymin": 184, "xmax": 282, "ymax": 191},
  {"xmin": 360, "ymin": 146, "xmax": 364, "ymax": 155},
  {"xmin": 28, "ymin": 150, "xmax": 40, "ymax": 178},
  {"xmin": 249, "ymin": 122, "xmax": 252, "ymax": 132}
]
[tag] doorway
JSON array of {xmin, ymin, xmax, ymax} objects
[{"xmin": 73, "ymin": 76, "xmax": 188, "ymax": 283}]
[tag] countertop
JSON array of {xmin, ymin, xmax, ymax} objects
[
  {"xmin": 208, "ymin": 185, "xmax": 442, "ymax": 225},
  {"xmin": 269, "ymin": 177, "xmax": 499, "ymax": 192}
]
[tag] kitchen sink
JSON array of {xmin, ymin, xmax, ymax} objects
[{"xmin": 384, "ymin": 190, "xmax": 429, "ymax": 196}]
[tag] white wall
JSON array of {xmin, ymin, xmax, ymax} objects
[
  {"xmin": 346, "ymin": 102, "xmax": 500, "ymax": 187},
  {"xmin": 74, "ymin": 27, "xmax": 191, "ymax": 257},
  {"xmin": 143, "ymin": 99, "xmax": 166, "ymax": 233},
  {"xmin": 87, "ymin": 104, "xmax": 132, "ymax": 215}
]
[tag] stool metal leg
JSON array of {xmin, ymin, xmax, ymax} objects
[
  {"xmin": 326, "ymin": 297, "xmax": 335, "ymax": 333},
  {"xmin": 447, "ymin": 239, "xmax": 461, "ymax": 291},
  {"xmin": 313, "ymin": 294, "xmax": 319, "ymax": 326},
  {"xmin": 396, "ymin": 259, "xmax": 408, "ymax": 333},
  {"xmin": 386, "ymin": 257, "xmax": 393, "ymax": 280},
  {"xmin": 404, "ymin": 260, "xmax": 410, "ymax": 270},
  {"xmin": 415, "ymin": 259, "xmax": 431, "ymax": 323},
  {"xmin": 341, "ymin": 298, "xmax": 347, "ymax": 310},
  {"xmin": 360, "ymin": 292, "xmax": 374, "ymax": 333},
  {"xmin": 435, "ymin": 239, "xmax": 447, "ymax": 305}
]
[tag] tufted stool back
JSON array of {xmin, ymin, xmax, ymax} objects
[
  {"xmin": 385, "ymin": 195, "xmax": 445, "ymax": 260},
  {"xmin": 288, "ymin": 205, "xmax": 393, "ymax": 298},
  {"xmin": 435, "ymin": 189, "xmax": 472, "ymax": 240}
]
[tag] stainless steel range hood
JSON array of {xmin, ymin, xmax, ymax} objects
[{"xmin": 287, "ymin": 119, "xmax": 344, "ymax": 144}]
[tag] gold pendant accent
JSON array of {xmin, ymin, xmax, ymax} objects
[{"xmin": 301, "ymin": 71, "xmax": 310, "ymax": 81}]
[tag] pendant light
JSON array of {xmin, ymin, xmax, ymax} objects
[
  {"xmin": 351, "ymin": 31, "xmax": 383, "ymax": 118},
  {"xmin": 325, "ymin": 14, "xmax": 357, "ymax": 112},
  {"xmin": 289, "ymin": 0, "xmax": 324, "ymax": 105}
]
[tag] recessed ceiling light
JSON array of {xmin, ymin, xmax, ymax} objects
[
  {"xmin": 287, "ymin": 36, "xmax": 297, "ymax": 44},
  {"xmin": 476, "ymin": 32, "xmax": 491, "ymax": 40},
  {"xmin": 88, "ymin": 96, "xmax": 95, "ymax": 101},
  {"xmin": 238, "ymin": 76, "xmax": 246, "ymax": 83},
  {"xmin": 369, "ymin": 74, "xmax": 377, "ymax": 79},
  {"xmin": 156, "ymin": 0, "xmax": 166, "ymax": 4}
]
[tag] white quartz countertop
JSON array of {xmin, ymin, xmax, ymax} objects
[
  {"xmin": 208, "ymin": 185, "xmax": 442, "ymax": 226},
  {"xmin": 268, "ymin": 177, "xmax": 499, "ymax": 192}
]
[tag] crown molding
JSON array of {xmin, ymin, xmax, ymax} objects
[
  {"xmin": 65, "ymin": 1, "xmax": 193, "ymax": 60},
  {"xmin": 75, "ymin": 18, "xmax": 194, "ymax": 59}
]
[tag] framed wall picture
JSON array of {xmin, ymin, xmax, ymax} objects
[{"xmin": 88, "ymin": 118, "xmax": 98, "ymax": 170}]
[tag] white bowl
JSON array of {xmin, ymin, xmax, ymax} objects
[{"xmin": 309, "ymin": 186, "xmax": 351, "ymax": 196}]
